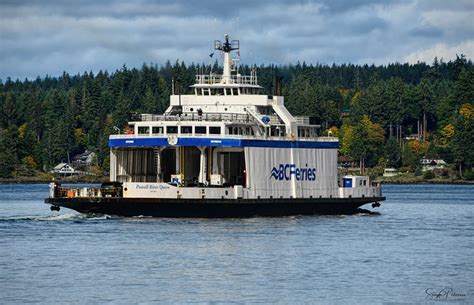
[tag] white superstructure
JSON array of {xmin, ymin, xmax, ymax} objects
[{"xmin": 107, "ymin": 35, "xmax": 381, "ymax": 201}]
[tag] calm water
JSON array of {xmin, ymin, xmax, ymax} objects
[{"xmin": 0, "ymin": 184, "xmax": 473, "ymax": 304}]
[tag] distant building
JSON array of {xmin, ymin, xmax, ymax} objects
[
  {"xmin": 72, "ymin": 150, "xmax": 96, "ymax": 165},
  {"xmin": 383, "ymin": 168, "xmax": 400, "ymax": 177},
  {"xmin": 340, "ymin": 108, "xmax": 352, "ymax": 118},
  {"xmin": 420, "ymin": 157, "xmax": 447, "ymax": 171},
  {"xmin": 52, "ymin": 163, "xmax": 76, "ymax": 176},
  {"xmin": 405, "ymin": 134, "xmax": 421, "ymax": 140},
  {"xmin": 338, "ymin": 156, "xmax": 359, "ymax": 169}
]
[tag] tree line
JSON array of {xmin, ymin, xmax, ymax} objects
[{"xmin": 0, "ymin": 56, "xmax": 472, "ymax": 178}]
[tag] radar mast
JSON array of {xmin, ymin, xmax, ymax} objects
[{"xmin": 214, "ymin": 34, "xmax": 240, "ymax": 84}]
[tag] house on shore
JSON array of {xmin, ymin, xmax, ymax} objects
[
  {"xmin": 338, "ymin": 156, "xmax": 359, "ymax": 170},
  {"xmin": 421, "ymin": 157, "xmax": 447, "ymax": 171},
  {"xmin": 51, "ymin": 163, "xmax": 76, "ymax": 176},
  {"xmin": 72, "ymin": 150, "xmax": 96, "ymax": 166}
]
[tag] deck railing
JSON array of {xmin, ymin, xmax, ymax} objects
[
  {"xmin": 195, "ymin": 74, "xmax": 258, "ymax": 85},
  {"xmin": 51, "ymin": 185, "xmax": 122, "ymax": 198},
  {"xmin": 131, "ymin": 112, "xmax": 255, "ymax": 124}
]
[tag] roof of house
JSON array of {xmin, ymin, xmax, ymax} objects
[
  {"xmin": 73, "ymin": 150, "xmax": 95, "ymax": 161},
  {"xmin": 53, "ymin": 163, "xmax": 68, "ymax": 170}
]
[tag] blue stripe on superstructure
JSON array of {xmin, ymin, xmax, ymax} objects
[
  {"xmin": 109, "ymin": 137, "xmax": 339, "ymax": 149},
  {"xmin": 109, "ymin": 138, "xmax": 168, "ymax": 147}
]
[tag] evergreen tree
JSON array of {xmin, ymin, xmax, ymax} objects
[{"xmin": 384, "ymin": 137, "xmax": 401, "ymax": 168}]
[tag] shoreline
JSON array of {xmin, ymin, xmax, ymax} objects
[
  {"xmin": 1, "ymin": 177, "xmax": 472, "ymax": 185},
  {"xmin": 381, "ymin": 180, "xmax": 474, "ymax": 185},
  {"xmin": 0, "ymin": 176, "xmax": 107, "ymax": 184}
]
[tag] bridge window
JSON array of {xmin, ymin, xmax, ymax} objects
[
  {"xmin": 152, "ymin": 126, "xmax": 163, "ymax": 134},
  {"xmin": 195, "ymin": 126, "xmax": 207, "ymax": 134},
  {"xmin": 181, "ymin": 126, "xmax": 192, "ymax": 134},
  {"xmin": 209, "ymin": 127, "xmax": 221, "ymax": 135},
  {"xmin": 232, "ymin": 88, "xmax": 239, "ymax": 95},
  {"xmin": 167, "ymin": 126, "xmax": 178, "ymax": 134},
  {"xmin": 203, "ymin": 88, "xmax": 210, "ymax": 96},
  {"xmin": 211, "ymin": 88, "xmax": 224, "ymax": 96},
  {"xmin": 138, "ymin": 126, "xmax": 149, "ymax": 134},
  {"xmin": 225, "ymin": 88, "xmax": 232, "ymax": 95}
]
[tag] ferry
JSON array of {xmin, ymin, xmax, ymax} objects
[{"xmin": 45, "ymin": 35, "xmax": 385, "ymax": 217}]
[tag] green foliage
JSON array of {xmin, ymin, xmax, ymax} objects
[
  {"xmin": 451, "ymin": 107, "xmax": 474, "ymax": 173},
  {"xmin": 401, "ymin": 145, "xmax": 419, "ymax": 170},
  {"xmin": 423, "ymin": 171, "xmax": 435, "ymax": 180},
  {"xmin": 463, "ymin": 169, "xmax": 474, "ymax": 181},
  {"xmin": 384, "ymin": 137, "xmax": 401, "ymax": 167},
  {"xmin": 0, "ymin": 125, "xmax": 19, "ymax": 178}
]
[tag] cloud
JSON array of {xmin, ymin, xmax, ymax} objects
[
  {"xmin": 404, "ymin": 40, "xmax": 474, "ymax": 64},
  {"xmin": 0, "ymin": 0, "xmax": 473, "ymax": 80}
]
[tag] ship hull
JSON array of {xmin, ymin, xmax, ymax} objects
[{"xmin": 45, "ymin": 197, "xmax": 385, "ymax": 217}]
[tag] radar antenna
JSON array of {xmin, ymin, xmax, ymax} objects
[{"xmin": 213, "ymin": 34, "xmax": 240, "ymax": 84}]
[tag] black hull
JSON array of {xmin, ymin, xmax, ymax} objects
[{"xmin": 45, "ymin": 196, "xmax": 385, "ymax": 218}]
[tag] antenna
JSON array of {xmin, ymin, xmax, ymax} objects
[
  {"xmin": 214, "ymin": 34, "xmax": 239, "ymax": 54},
  {"xmin": 213, "ymin": 34, "xmax": 240, "ymax": 84}
]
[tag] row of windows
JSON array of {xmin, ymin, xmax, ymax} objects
[
  {"xmin": 297, "ymin": 128, "xmax": 318, "ymax": 138},
  {"xmin": 228, "ymin": 126, "xmax": 255, "ymax": 136},
  {"xmin": 137, "ymin": 125, "xmax": 316, "ymax": 138},
  {"xmin": 137, "ymin": 126, "xmax": 221, "ymax": 135},
  {"xmin": 195, "ymin": 87, "xmax": 260, "ymax": 96}
]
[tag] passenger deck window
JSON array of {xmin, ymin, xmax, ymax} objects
[
  {"xmin": 167, "ymin": 126, "xmax": 178, "ymax": 134},
  {"xmin": 138, "ymin": 126, "xmax": 149, "ymax": 134},
  {"xmin": 232, "ymin": 88, "xmax": 238, "ymax": 95},
  {"xmin": 152, "ymin": 126, "xmax": 163, "ymax": 134},
  {"xmin": 181, "ymin": 126, "xmax": 192, "ymax": 134},
  {"xmin": 209, "ymin": 127, "xmax": 221, "ymax": 135},
  {"xmin": 195, "ymin": 126, "xmax": 207, "ymax": 134},
  {"xmin": 211, "ymin": 88, "xmax": 224, "ymax": 96}
]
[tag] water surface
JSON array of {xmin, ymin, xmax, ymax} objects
[{"xmin": 1, "ymin": 184, "xmax": 473, "ymax": 304}]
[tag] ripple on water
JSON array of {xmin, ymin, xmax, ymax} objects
[{"xmin": 0, "ymin": 183, "xmax": 473, "ymax": 304}]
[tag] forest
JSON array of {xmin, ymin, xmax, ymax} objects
[{"xmin": 0, "ymin": 55, "xmax": 473, "ymax": 180}]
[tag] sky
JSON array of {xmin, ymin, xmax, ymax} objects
[{"xmin": 0, "ymin": 0, "xmax": 473, "ymax": 80}]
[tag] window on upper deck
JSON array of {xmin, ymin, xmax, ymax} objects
[
  {"xmin": 233, "ymin": 88, "xmax": 239, "ymax": 95},
  {"xmin": 203, "ymin": 88, "xmax": 210, "ymax": 96},
  {"xmin": 209, "ymin": 127, "xmax": 221, "ymax": 135},
  {"xmin": 211, "ymin": 88, "xmax": 224, "ymax": 96},
  {"xmin": 138, "ymin": 126, "xmax": 149, "ymax": 135},
  {"xmin": 167, "ymin": 126, "xmax": 178, "ymax": 134},
  {"xmin": 181, "ymin": 126, "xmax": 192, "ymax": 134},
  {"xmin": 195, "ymin": 126, "xmax": 206, "ymax": 134},
  {"xmin": 152, "ymin": 126, "xmax": 163, "ymax": 135},
  {"xmin": 196, "ymin": 89, "xmax": 202, "ymax": 95}
]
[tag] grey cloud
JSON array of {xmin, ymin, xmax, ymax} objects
[
  {"xmin": 0, "ymin": 0, "xmax": 473, "ymax": 80},
  {"xmin": 409, "ymin": 26, "xmax": 443, "ymax": 38}
]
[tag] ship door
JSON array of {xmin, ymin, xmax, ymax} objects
[
  {"xmin": 161, "ymin": 148, "xmax": 176, "ymax": 182},
  {"xmin": 222, "ymin": 151, "xmax": 246, "ymax": 187}
]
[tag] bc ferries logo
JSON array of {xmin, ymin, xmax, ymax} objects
[
  {"xmin": 270, "ymin": 164, "xmax": 316, "ymax": 181},
  {"xmin": 167, "ymin": 135, "xmax": 178, "ymax": 146}
]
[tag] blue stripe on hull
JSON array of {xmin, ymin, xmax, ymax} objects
[{"xmin": 108, "ymin": 137, "xmax": 339, "ymax": 149}]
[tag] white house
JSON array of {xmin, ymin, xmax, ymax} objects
[
  {"xmin": 383, "ymin": 168, "xmax": 400, "ymax": 177},
  {"xmin": 420, "ymin": 158, "xmax": 447, "ymax": 171},
  {"xmin": 73, "ymin": 150, "xmax": 96, "ymax": 165},
  {"xmin": 52, "ymin": 163, "xmax": 76, "ymax": 175}
]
